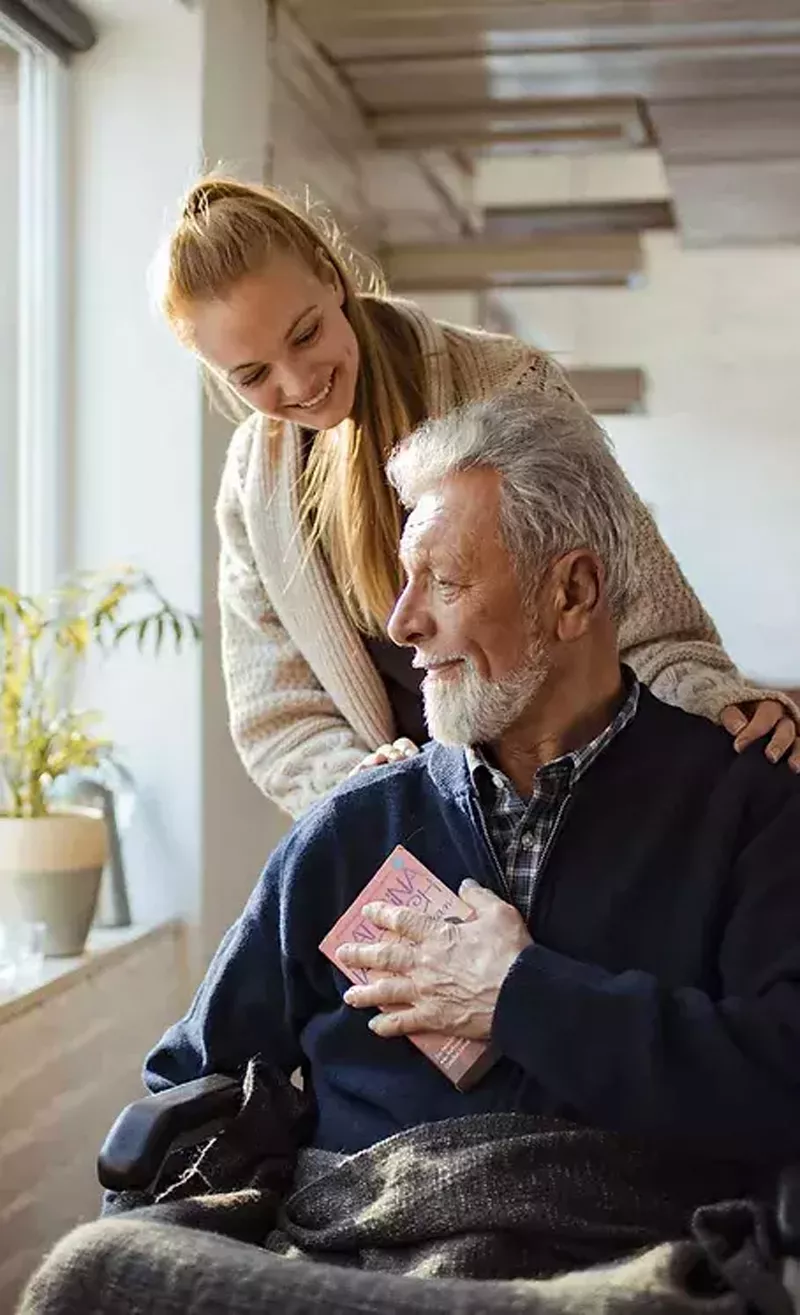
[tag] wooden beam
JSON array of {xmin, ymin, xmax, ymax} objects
[
  {"xmin": 566, "ymin": 368, "xmax": 647, "ymax": 415},
  {"xmin": 664, "ymin": 158, "xmax": 800, "ymax": 246},
  {"xmin": 373, "ymin": 98, "xmax": 651, "ymax": 152},
  {"xmin": 340, "ymin": 32, "xmax": 800, "ymax": 66},
  {"xmin": 381, "ymin": 233, "xmax": 644, "ymax": 291},
  {"xmin": 475, "ymin": 151, "xmax": 669, "ymax": 211},
  {"xmin": 349, "ymin": 48, "xmax": 800, "ymax": 110},
  {"xmin": 291, "ymin": 1, "xmax": 800, "ymax": 38},
  {"xmin": 483, "ymin": 201, "xmax": 674, "ymax": 237},
  {"xmin": 371, "ymin": 96, "xmax": 647, "ymax": 150},
  {"xmin": 649, "ymin": 96, "xmax": 800, "ymax": 162},
  {"xmin": 376, "ymin": 122, "xmax": 635, "ymax": 152}
]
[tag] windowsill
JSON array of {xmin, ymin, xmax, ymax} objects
[{"xmin": 0, "ymin": 920, "xmax": 183, "ymax": 1025}]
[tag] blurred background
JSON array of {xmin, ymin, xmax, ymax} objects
[{"xmin": 1, "ymin": 0, "xmax": 799, "ymax": 1301}]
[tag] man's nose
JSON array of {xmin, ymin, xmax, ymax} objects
[
  {"xmin": 386, "ymin": 592, "xmax": 409, "ymax": 647},
  {"xmin": 387, "ymin": 583, "xmax": 430, "ymax": 649}
]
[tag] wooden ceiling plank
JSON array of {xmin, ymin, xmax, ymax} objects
[
  {"xmin": 650, "ymin": 96, "xmax": 800, "ymax": 162},
  {"xmin": 377, "ymin": 123, "xmax": 634, "ymax": 150},
  {"xmin": 292, "ymin": 0, "xmax": 800, "ymax": 22},
  {"xmin": 349, "ymin": 55, "xmax": 800, "ymax": 110},
  {"xmin": 566, "ymin": 367, "xmax": 647, "ymax": 415},
  {"xmin": 333, "ymin": 29, "xmax": 800, "ymax": 66},
  {"xmin": 346, "ymin": 41, "xmax": 800, "ymax": 86},
  {"xmin": 483, "ymin": 200, "xmax": 675, "ymax": 237},
  {"xmin": 373, "ymin": 96, "xmax": 645, "ymax": 150},
  {"xmin": 381, "ymin": 232, "xmax": 643, "ymax": 291},
  {"xmin": 372, "ymin": 94, "xmax": 641, "ymax": 122},
  {"xmin": 326, "ymin": 29, "xmax": 800, "ymax": 62},
  {"xmin": 666, "ymin": 158, "xmax": 800, "ymax": 245},
  {"xmin": 291, "ymin": 0, "xmax": 800, "ymax": 54}
]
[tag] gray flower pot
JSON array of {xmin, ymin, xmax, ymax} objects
[{"xmin": 0, "ymin": 808, "xmax": 108, "ymax": 957}]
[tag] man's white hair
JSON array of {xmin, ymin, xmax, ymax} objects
[{"xmin": 386, "ymin": 390, "xmax": 640, "ymax": 622}]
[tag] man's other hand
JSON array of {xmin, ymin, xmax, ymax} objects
[{"xmin": 338, "ymin": 881, "xmax": 531, "ymax": 1041}]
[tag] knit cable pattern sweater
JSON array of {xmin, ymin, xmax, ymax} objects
[{"xmin": 215, "ymin": 300, "xmax": 796, "ymax": 818}]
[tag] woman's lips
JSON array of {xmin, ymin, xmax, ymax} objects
[{"xmin": 290, "ymin": 371, "xmax": 335, "ymax": 411}]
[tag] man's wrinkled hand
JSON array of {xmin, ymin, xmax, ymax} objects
[{"xmin": 338, "ymin": 881, "xmax": 532, "ymax": 1041}]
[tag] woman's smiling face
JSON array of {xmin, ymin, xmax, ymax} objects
[{"xmin": 187, "ymin": 250, "xmax": 360, "ymax": 428}]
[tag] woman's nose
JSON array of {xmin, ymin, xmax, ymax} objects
[{"xmin": 277, "ymin": 362, "xmax": 314, "ymax": 405}]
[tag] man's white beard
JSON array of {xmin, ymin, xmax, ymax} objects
[{"xmin": 422, "ymin": 637, "xmax": 550, "ymax": 746}]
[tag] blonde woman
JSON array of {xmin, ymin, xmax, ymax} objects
[{"xmin": 158, "ymin": 177, "xmax": 799, "ymax": 818}]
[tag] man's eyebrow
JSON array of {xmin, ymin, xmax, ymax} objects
[
  {"xmin": 398, "ymin": 540, "xmax": 414, "ymax": 570},
  {"xmin": 398, "ymin": 533, "xmax": 424, "ymax": 573},
  {"xmin": 400, "ymin": 538, "xmax": 471, "ymax": 578},
  {"xmin": 432, "ymin": 542, "xmax": 472, "ymax": 576},
  {"xmin": 227, "ymin": 305, "xmax": 317, "ymax": 379}
]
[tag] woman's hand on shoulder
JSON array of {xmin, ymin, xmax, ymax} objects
[
  {"xmin": 721, "ymin": 701, "xmax": 800, "ymax": 773},
  {"xmin": 349, "ymin": 738, "xmax": 420, "ymax": 777}
]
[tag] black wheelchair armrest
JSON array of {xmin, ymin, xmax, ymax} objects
[
  {"xmin": 97, "ymin": 1073, "xmax": 243, "ymax": 1194},
  {"xmin": 777, "ymin": 1163, "xmax": 800, "ymax": 1257}
]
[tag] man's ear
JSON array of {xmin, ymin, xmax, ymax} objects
[{"xmin": 551, "ymin": 550, "xmax": 604, "ymax": 642}]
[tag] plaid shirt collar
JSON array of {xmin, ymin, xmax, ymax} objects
[
  {"xmin": 466, "ymin": 668, "xmax": 640, "ymax": 796},
  {"xmin": 464, "ymin": 670, "xmax": 639, "ymax": 917}
]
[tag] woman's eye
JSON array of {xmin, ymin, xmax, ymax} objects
[
  {"xmin": 295, "ymin": 321, "xmax": 321, "ymax": 347},
  {"xmin": 241, "ymin": 367, "xmax": 267, "ymax": 388}
]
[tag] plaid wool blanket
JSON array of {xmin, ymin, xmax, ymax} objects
[{"xmin": 103, "ymin": 1062, "xmax": 792, "ymax": 1314}]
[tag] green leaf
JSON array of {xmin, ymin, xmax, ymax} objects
[
  {"xmin": 1, "ymin": 564, "xmax": 200, "ymax": 814},
  {"xmin": 111, "ymin": 620, "xmax": 136, "ymax": 647},
  {"xmin": 93, "ymin": 581, "xmax": 130, "ymax": 623}
]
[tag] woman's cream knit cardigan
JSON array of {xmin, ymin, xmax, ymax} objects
[{"xmin": 216, "ymin": 301, "xmax": 793, "ymax": 819}]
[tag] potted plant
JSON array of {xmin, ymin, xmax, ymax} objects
[{"xmin": 0, "ymin": 569, "xmax": 199, "ymax": 956}]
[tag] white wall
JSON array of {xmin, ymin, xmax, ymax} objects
[
  {"xmin": 71, "ymin": 0, "xmax": 289, "ymax": 967},
  {"xmin": 199, "ymin": 0, "xmax": 290, "ymax": 963},
  {"xmin": 202, "ymin": 0, "xmax": 271, "ymax": 183},
  {"xmin": 496, "ymin": 231, "xmax": 800, "ymax": 686},
  {"xmin": 408, "ymin": 291, "xmax": 481, "ymax": 327},
  {"xmin": 271, "ymin": 5, "xmax": 374, "ymax": 241},
  {"xmin": 71, "ymin": 0, "xmax": 205, "ymax": 930}
]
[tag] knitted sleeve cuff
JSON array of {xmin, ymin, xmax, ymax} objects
[{"xmin": 645, "ymin": 661, "xmax": 800, "ymax": 727}]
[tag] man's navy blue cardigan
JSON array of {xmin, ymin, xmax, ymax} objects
[{"xmin": 146, "ymin": 688, "xmax": 800, "ymax": 1173}]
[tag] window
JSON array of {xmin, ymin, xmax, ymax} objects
[
  {"xmin": 0, "ymin": 37, "xmax": 18, "ymax": 587},
  {"xmin": 0, "ymin": 14, "xmax": 69, "ymax": 595}
]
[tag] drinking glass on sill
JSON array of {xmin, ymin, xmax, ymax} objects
[
  {"xmin": 0, "ymin": 919, "xmax": 46, "ymax": 989},
  {"xmin": 0, "ymin": 924, "xmax": 14, "ymax": 992},
  {"xmin": 14, "ymin": 919, "xmax": 46, "ymax": 983}
]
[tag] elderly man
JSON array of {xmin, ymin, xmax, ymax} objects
[{"xmin": 20, "ymin": 394, "xmax": 800, "ymax": 1315}]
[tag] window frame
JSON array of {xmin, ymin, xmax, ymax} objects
[{"xmin": 0, "ymin": 13, "xmax": 69, "ymax": 595}]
